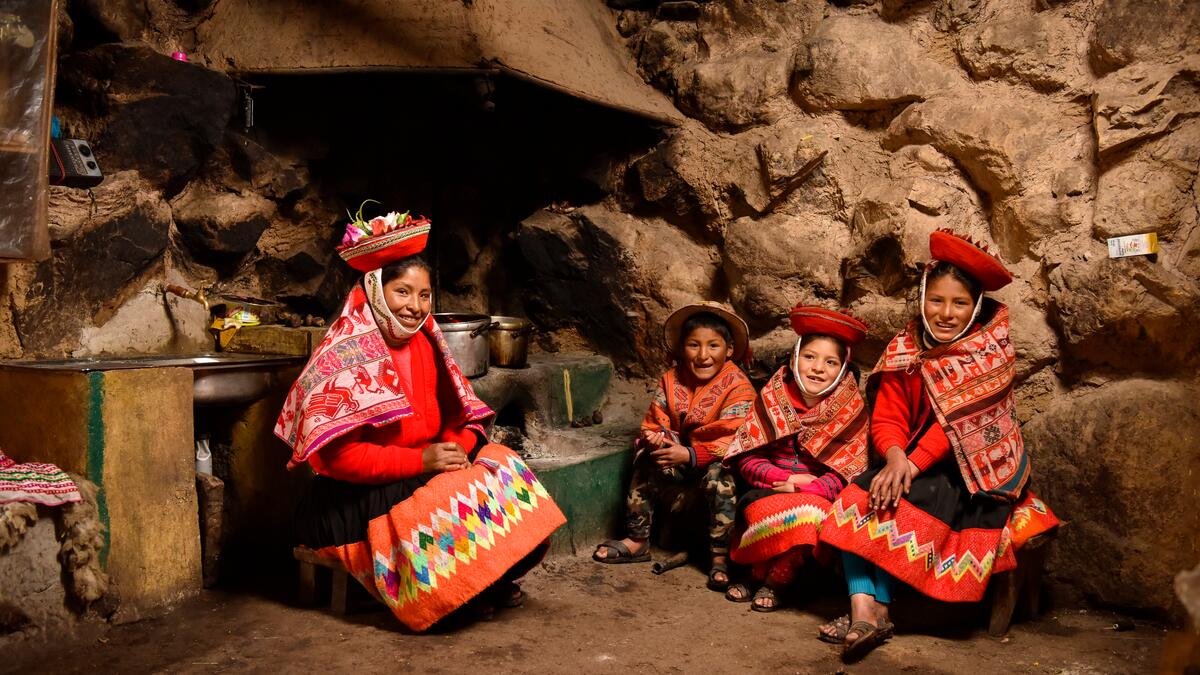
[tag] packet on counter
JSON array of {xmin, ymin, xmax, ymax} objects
[{"xmin": 1107, "ymin": 233, "xmax": 1158, "ymax": 259}]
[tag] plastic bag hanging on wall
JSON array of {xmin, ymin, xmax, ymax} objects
[{"xmin": 0, "ymin": 0, "xmax": 60, "ymax": 262}]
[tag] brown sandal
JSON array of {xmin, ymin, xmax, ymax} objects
[
  {"xmin": 842, "ymin": 620, "xmax": 891, "ymax": 663},
  {"xmin": 751, "ymin": 586, "xmax": 781, "ymax": 613}
]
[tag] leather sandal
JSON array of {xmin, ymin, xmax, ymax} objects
[
  {"xmin": 592, "ymin": 539, "xmax": 650, "ymax": 564},
  {"xmin": 842, "ymin": 620, "xmax": 892, "ymax": 663},
  {"xmin": 751, "ymin": 586, "xmax": 782, "ymax": 613},
  {"xmin": 706, "ymin": 561, "xmax": 730, "ymax": 591}
]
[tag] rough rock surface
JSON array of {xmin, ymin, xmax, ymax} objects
[
  {"xmin": 170, "ymin": 185, "xmax": 276, "ymax": 262},
  {"xmin": 955, "ymin": 8, "xmax": 1090, "ymax": 92},
  {"xmin": 792, "ymin": 16, "xmax": 962, "ymax": 112},
  {"xmin": 1089, "ymin": 0, "xmax": 1200, "ymax": 74},
  {"xmin": 56, "ymin": 44, "xmax": 236, "ymax": 194},
  {"xmin": 1048, "ymin": 253, "xmax": 1200, "ymax": 375},
  {"xmin": 1025, "ymin": 380, "xmax": 1200, "ymax": 616},
  {"xmin": 517, "ymin": 205, "xmax": 719, "ymax": 370}
]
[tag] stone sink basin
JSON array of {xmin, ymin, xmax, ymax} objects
[{"xmin": 0, "ymin": 353, "xmax": 306, "ymax": 405}]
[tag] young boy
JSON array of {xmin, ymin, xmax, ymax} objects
[{"xmin": 593, "ymin": 302, "xmax": 755, "ymax": 591}]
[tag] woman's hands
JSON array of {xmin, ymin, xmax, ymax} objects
[
  {"xmin": 422, "ymin": 442, "xmax": 470, "ymax": 473},
  {"xmin": 651, "ymin": 443, "xmax": 691, "ymax": 468},
  {"xmin": 869, "ymin": 447, "xmax": 919, "ymax": 510},
  {"xmin": 772, "ymin": 473, "xmax": 817, "ymax": 492}
]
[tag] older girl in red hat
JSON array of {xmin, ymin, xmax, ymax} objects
[
  {"xmin": 276, "ymin": 206, "xmax": 565, "ymax": 632},
  {"xmin": 720, "ymin": 305, "xmax": 871, "ymax": 612},
  {"xmin": 817, "ymin": 230, "xmax": 1059, "ymax": 663}
]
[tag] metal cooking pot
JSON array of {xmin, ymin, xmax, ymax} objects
[
  {"xmin": 433, "ymin": 313, "xmax": 494, "ymax": 378},
  {"xmin": 488, "ymin": 316, "xmax": 533, "ymax": 368}
]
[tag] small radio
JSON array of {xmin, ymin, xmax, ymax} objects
[{"xmin": 48, "ymin": 138, "xmax": 104, "ymax": 189}]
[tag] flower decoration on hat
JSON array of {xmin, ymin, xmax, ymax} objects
[
  {"xmin": 336, "ymin": 200, "xmax": 432, "ymax": 272},
  {"xmin": 788, "ymin": 304, "xmax": 869, "ymax": 347},
  {"xmin": 928, "ymin": 228, "xmax": 1012, "ymax": 292}
]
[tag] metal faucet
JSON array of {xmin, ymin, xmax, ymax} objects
[{"xmin": 163, "ymin": 283, "xmax": 210, "ymax": 312}]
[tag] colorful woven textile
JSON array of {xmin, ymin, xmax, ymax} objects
[
  {"xmin": 730, "ymin": 492, "xmax": 833, "ymax": 565},
  {"xmin": 642, "ymin": 361, "xmax": 755, "ymax": 464},
  {"xmin": 275, "ymin": 285, "xmax": 494, "ymax": 466},
  {"xmin": 873, "ymin": 301, "xmax": 1028, "ymax": 500},
  {"xmin": 0, "ymin": 450, "xmax": 81, "ymax": 506},
  {"xmin": 820, "ymin": 485, "xmax": 1059, "ymax": 602},
  {"xmin": 723, "ymin": 366, "xmax": 869, "ymax": 483},
  {"xmin": 315, "ymin": 444, "xmax": 565, "ymax": 631}
]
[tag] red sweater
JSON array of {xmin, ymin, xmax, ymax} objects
[
  {"xmin": 870, "ymin": 370, "xmax": 952, "ymax": 472},
  {"xmin": 308, "ymin": 332, "xmax": 480, "ymax": 484}
]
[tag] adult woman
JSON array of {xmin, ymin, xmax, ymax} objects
[
  {"xmin": 276, "ymin": 209, "xmax": 565, "ymax": 632},
  {"xmin": 818, "ymin": 230, "xmax": 1059, "ymax": 662},
  {"xmin": 721, "ymin": 305, "xmax": 870, "ymax": 611}
]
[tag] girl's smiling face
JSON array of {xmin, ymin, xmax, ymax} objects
[
  {"xmin": 923, "ymin": 273, "xmax": 977, "ymax": 342},
  {"xmin": 793, "ymin": 336, "xmax": 844, "ymax": 395},
  {"xmin": 382, "ymin": 266, "xmax": 432, "ymax": 330},
  {"xmin": 681, "ymin": 327, "xmax": 732, "ymax": 383}
]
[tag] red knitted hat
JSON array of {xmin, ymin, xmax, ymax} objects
[
  {"xmin": 336, "ymin": 207, "xmax": 431, "ymax": 272},
  {"xmin": 789, "ymin": 305, "xmax": 868, "ymax": 347},
  {"xmin": 928, "ymin": 229, "xmax": 1012, "ymax": 292}
]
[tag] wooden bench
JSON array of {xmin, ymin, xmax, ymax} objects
[
  {"xmin": 987, "ymin": 531, "xmax": 1055, "ymax": 636},
  {"xmin": 294, "ymin": 546, "xmax": 350, "ymax": 615}
]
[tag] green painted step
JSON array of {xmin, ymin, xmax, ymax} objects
[{"xmin": 527, "ymin": 425, "xmax": 634, "ymax": 556}]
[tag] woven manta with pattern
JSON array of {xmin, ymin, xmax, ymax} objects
[
  {"xmin": 316, "ymin": 444, "xmax": 565, "ymax": 631},
  {"xmin": 820, "ymin": 487, "xmax": 1059, "ymax": 602},
  {"xmin": 874, "ymin": 302, "xmax": 1029, "ymax": 501}
]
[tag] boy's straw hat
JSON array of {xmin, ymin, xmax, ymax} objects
[{"xmin": 663, "ymin": 301, "xmax": 750, "ymax": 362}]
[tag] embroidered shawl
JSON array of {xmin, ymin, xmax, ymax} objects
[
  {"xmin": 724, "ymin": 366, "xmax": 869, "ymax": 483},
  {"xmin": 871, "ymin": 300, "xmax": 1028, "ymax": 501},
  {"xmin": 275, "ymin": 285, "xmax": 494, "ymax": 467},
  {"xmin": 642, "ymin": 361, "xmax": 755, "ymax": 459}
]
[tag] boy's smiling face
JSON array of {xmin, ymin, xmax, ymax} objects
[{"xmin": 681, "ymin": 327, "xmax": 732, "ymax": 384}]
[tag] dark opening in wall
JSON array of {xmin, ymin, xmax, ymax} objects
[{"xmin": 240, "ymin": 70, "xmax": 663, "ymax": 320}]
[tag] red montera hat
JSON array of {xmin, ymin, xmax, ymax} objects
[
  {"xmin": 336, "ymin": 207, "xmax": 431, "ymax": 272},
  {"xmin": 789, "ymin": 305, "xmax": 868, "ymax": 347},
  {"xmin": 928, "ymin": 229, "xmax": 1012, "ymax": 292}
]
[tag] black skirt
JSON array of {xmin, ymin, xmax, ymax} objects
[{"xmin": 294, "ymin": 474, "xmax": 432, "ymax": 549}]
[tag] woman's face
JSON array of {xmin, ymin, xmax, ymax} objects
[
  {"xmin": 681, "ymin": 327, "xmax": 732, "ymax": 383},
  {"xmin": 794, "ymin": 336, "xmax": 843, "ymax": 395},
  {"xmin": 383, "ymin": 266, "xmax": 432, "ymax": 331},
  {"xmin": 923, "ymin": 273, "xmax": 977, "ymax": 342}
]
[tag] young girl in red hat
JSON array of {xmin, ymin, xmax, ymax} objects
[
  {"xmin": 720, "ymin": 305, "xmax": 871, "ymax": 612},
  {"xmin": 817, "ymin": 230, "xmax": 1060, "ymax": 662},
  {"xmin": 277, "ymin": 207, "xmax": 565, "ymax": 632}
]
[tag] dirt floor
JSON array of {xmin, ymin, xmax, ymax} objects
[{"xmin": 3, "ymin": 552, "xmax": 1165, "ymax": 674}]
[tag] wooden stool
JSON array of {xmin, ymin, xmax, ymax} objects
[
  {"xmin": 987, "ymin": 531, "xmax": 1055, "ymax": 636},
  {"xmin": 294, "ymin": 546, "xmax": 349, "ymax": 615}
]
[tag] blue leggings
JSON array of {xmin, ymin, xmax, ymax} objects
[{"xmin": 842, "ymin": 552, "xmax": 896, "ymax": 604}]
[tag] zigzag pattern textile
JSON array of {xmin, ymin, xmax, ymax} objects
[
  {"xmin": 315, "ymin": 444, "xmax": 565, "ymax": 631},
  {"xmin": 731, "ymin": 492, "xmax": 833, "ymax": 566},
  {"xmin": 820, "ymin": 485, "xmax": 1059, "ymax": 602}
]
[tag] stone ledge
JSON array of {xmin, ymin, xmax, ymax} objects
[{"xmin": 472, "ymin": 353, "xmax": 614, "ymax": 429}]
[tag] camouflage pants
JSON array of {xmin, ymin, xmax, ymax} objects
[{"xmin": 625, "ymin": 448, "xmax": 737, "ymax": 555}]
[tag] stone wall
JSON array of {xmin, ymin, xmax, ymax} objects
[
  {"xmin": 519, "ymin": 0, "xmax": 1200, "ymax": 620},
  {"xmin": 1, "ymin": 0, "xmax": 1196, "ymax": 618}
]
